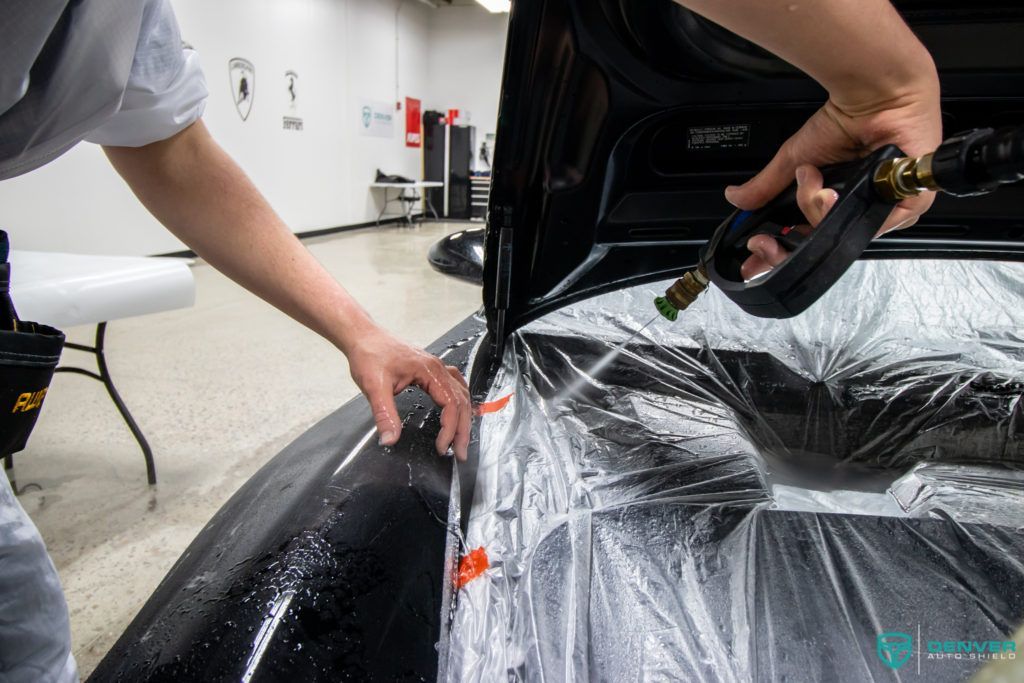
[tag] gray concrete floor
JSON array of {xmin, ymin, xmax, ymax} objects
[{"xmin": 8, "ymin": 221, "xmax": 481, "ymax": 677}]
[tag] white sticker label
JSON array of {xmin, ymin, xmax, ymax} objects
[{"xmin": 687, "ymin": 124, "xmax": 751, "ymax": 150}]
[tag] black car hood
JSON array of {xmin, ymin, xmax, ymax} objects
[{"xmin": 483, "ymin": 0, "xmax": 1024, "ymax": 346}]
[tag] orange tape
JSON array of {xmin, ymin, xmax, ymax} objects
[
  {"xmin": 475, "ymin": 393, "xmax": 512, "ymax": 416},
  {"xmin": 456, "ymin": 547, "xmax": 490, "ymax": 589}
]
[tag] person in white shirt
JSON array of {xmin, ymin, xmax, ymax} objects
[{"xmin": 1, "ymin": 2, "xmax": 470, "ymax": 680}]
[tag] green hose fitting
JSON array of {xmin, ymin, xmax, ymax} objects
[
  {"xmin": 654, "ymin": 264, "xmax": 709, "ymax": 322},
  {"xmin": 654, "ymin": 296, "xmax": 680, "ymax": 321}
]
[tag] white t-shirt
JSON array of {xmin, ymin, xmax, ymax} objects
[
  {"xmin": 0, "ymin": 3, "xmax": 207, "ymax": 681},
  {"xmin": 0, "ymin": 0, "xmax": 208, "ymax": 181}
]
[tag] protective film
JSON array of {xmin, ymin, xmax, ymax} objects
[{"xmin": 447, "ymin": 260, "xmax": 1024, "ymax": 682}]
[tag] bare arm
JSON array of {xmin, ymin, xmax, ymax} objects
[
  {"xmin": 674, "ymin": 0, "xmax": 942, "ymax": 276},
  {"xmin": 104, "ymin": 120, "xmax": 471, "ymax": 459},
  {"xmin": 673, "ymin": 0, "xmax": 936, "ymax": 115}
]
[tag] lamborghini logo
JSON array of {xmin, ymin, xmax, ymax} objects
[{"xmin": 229, "ymin": 57, "xmax": 255, "ymax": 121}]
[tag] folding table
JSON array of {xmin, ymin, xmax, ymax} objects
[
  {"xmin": 370, "ymin": 181, "xmax": 443, "ymax": 225},
  {"xmin": 8, "ymin": 251, "xmax": 195, "ymax": 486}
]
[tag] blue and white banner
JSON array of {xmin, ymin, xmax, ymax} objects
[{"xmin": 358, "ymin": 99, "xmax": 395, "ymax": 138}]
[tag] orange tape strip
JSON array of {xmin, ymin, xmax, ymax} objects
[
  {"xmin": 456, "ymin": 547, "xmax": 490, "ymax": 589},
  {"xmin": 475, "ymin": 393, "xmax": 512, "ymax": 416}
]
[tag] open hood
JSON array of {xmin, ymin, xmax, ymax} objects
[{"xmin": 483, "ymin": 0, "xmax": 1024, "ymax": 345}]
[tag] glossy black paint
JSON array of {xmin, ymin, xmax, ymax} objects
[
  {"xmin": 427, "ymin": 228, "xmax": 485, "ymax": 285},
  {"xmin": 484, "ymin": 0, "xmax": 1024, "ymax": 345},
  {"xmin": 89, "ymin": 315, "xmax": 487, "ymax": 682}
]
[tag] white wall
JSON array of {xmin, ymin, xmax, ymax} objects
[
  {"xmin": 425, "ymin": 6, "xmax": 509, "ymax": 166},
  {"xmin": 345, "ymin": 0, "xmax": 431, "ymax": 222},
  {"xmin": 0, "ymin": 0, "xmax": 507, "ymax": 256}
]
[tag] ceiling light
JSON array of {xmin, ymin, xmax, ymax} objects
[{"xmin": 474, "ymin": 0, "xmax": 510, "ymax": 13}]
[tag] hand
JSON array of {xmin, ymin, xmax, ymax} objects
[
  {"xmin": 105, "ymin": 123, "xmax": 473, "ymax": 459},
  {"xmin": 728, "ymin": 84, "xmax": 943, "ymax": 279},
  {"xmin": 345, "ymin": 325, "xmax": 471, "ymax": 461}
]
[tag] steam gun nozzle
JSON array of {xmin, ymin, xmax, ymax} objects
[{"xmin": 654, "ymin": 263, "xmax": 709, "ymax": 321}]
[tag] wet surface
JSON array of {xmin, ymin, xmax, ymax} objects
[
  {"xmin": 11, "ymin": 221, "xmax": 480, "ymax": 678},
  {"xmin": 90, "ymin": 315, "xmax": 486, "ymax": 681},
  {"xmin": 448, "ymin": 261, "xmax": 1024, "ymax": 682}
]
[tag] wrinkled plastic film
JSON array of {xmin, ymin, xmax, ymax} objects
[{"xmin": 447, "ymin": 260, "xmax": 1024, "ymax": 682}]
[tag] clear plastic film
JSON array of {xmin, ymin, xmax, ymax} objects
[{"xmin": 446, "ymin": 260, "xmax": 1024, "ymax": 682}]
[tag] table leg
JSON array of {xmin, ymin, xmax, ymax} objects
[
  {"xmin": 57, "ymin": 322, "xmax": 157, "ymax": 485},
  {"xmin": 426, "ymin": 193, "xmax": 440, "ymax": 221},
  {"xmin": 376, "ymin": 188, "xmax": 391, "ymax": 226},
  {"xmin": 401, "ymin": 189, "xmax": 416, "ymax": 226},
  {"xmin": 3, "ymin": 454, "xmax": 15, "ymax": 494}
]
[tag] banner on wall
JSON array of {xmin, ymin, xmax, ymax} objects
[
  {"xmin": 405, "ymin": 97, "xmax": 422, "ymax": 148},
  {"xmin": 358, "ymin": 100, "xmax": 395, "ymax": 138}
]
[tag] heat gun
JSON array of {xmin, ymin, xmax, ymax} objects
[{"xmin": 654, "ymin": 125, "xmax": 1024, "ymax": 321}]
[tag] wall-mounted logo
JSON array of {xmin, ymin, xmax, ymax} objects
[
  {"xmin": 228, "ymin": 58, "xmax": 255, "ymax": 121},
  {"xmin": 358, "ymin": 100, "xmax": 394, "ymax": 138},
  {"xmin": 286, "ymin": 70, "xmax": 298, "ymax": 110},
  {"xmin": 877, "ymin": 632, "xmax": 913, "ymax": 671},
  {"xmin": 282, "ymin": 70, "xmax": 303, "ymax": 131}
]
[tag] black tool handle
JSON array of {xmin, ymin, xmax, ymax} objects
[{"xmin": 705, "ymin": 145, "xmax": 903, "ymax": 318}]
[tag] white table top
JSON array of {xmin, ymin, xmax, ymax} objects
[
  {"xmin": 369, "ymin": 181, "xmax": 443, "ymax": 189},
  {"xmin": 8, "ymin": 250, "xmax": 195, "ymax": 329}
]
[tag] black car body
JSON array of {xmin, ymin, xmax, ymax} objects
[{"xmin": 92, "ymin": 2, "xmax": 1024, "ymax": 681}]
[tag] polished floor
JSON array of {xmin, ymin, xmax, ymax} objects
[{"xmin": 8, "ymin": 221, "xmax": 481, "ymax": 677}]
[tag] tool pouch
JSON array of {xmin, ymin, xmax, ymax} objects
[{"xmin": 0, "ymin": 231, "xmax": 65, "ymax": 456}]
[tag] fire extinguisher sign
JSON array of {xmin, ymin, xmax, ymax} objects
[{"xmin": 405, "ymin": 97, "xmax": 422, "ymax": 148}]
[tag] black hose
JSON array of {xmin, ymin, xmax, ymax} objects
[
  {"xmin": 968, "ymin": 124, "xmax": 1024, "ymax": 187},
  {"xmin": 932, "ymin": 125, "xmax": 1024, "ymax": 196}
]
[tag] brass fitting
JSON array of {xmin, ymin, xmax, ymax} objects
[
  {"xmin": 654, "ymin": 264, "xmax": 710, "ymax": 321},
  {"xmin": 873, "ymin": 153, "xmax": 940, "ymax": 202}
]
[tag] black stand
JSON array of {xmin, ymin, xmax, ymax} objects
[
  {"xmin": 375, "ymin": 186, "xmax": 441, "ymax": 226},
  {"xmin": 3, "ymin": 454, "xmax": 39, "ymax": 495},
  {"xmin": 55, "ymin": 322, "xmax": 157, "ymax": 485}
]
